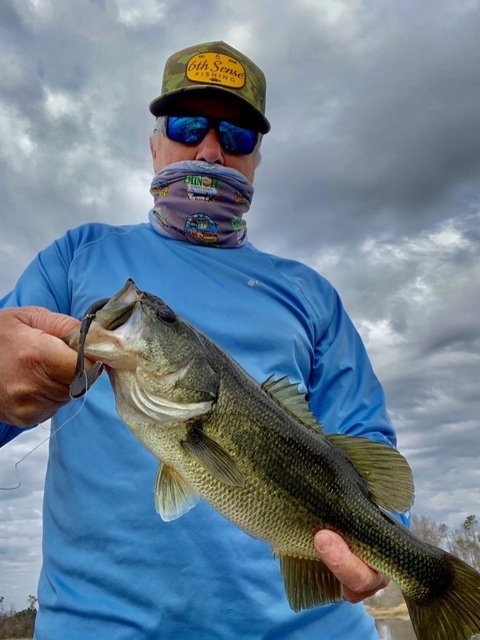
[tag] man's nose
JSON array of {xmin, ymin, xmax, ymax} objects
[{"xmin": 195, "ymin": 128, "xmax": 224, "ymax": 164}]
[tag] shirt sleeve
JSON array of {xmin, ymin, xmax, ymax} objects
[
  {"xmin": 307, "ymin": 286, "xmax": 410, "ymax": 526},
  {"xmin": 310, "ymin": 288, "xmax": 396, "ymax": 443}
]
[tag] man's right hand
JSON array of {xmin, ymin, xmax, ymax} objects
[{"xmin": 0, "ymin": 307, "xmax": 82, "ymax": 427}]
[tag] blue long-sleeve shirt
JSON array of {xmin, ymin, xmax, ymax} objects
[{"xmin": 0, "ymin": 222, "xmax": 400, "ymax": 639}]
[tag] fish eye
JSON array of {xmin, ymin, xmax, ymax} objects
[
  {"xmin": 143, "ymin": 292, "xmax": 177, "ymax": 324},
  {"xmin": 157, "ymin": 307, "xmax": 177, "ymax": 324}
]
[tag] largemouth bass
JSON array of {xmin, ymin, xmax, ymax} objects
[{"xmin": 67, "ymin": 279, "xmax": 480, "ymax": 640}]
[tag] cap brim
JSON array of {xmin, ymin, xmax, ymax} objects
[{"xmin": 149, "ymin": 86, "xmax": 271, "ymax": 134}]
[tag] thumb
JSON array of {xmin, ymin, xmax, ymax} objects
[
  {"xmin": 20, "ymin": 306, "xmax": 81, "ymax": 339},
  {"xmin": 16, "ymin": 307, "xmax": 82, "ymax": 383}
]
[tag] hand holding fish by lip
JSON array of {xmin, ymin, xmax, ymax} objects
[{"xmin": 0, "ymin": 307, "xmax": 81, "ymax": 427}]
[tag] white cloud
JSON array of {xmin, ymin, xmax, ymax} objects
[
  {"xmin": 15, "ymin": 0, "xmax": 54, "ymax": 24},
  {"xmin": 0, "ymin": 102, "xmax": 36, "ymax": 170},
  {"xmin": 114, "ymin": 0, "xmax": 167, "ymax": 27},
  {"xmin": 299, "ymin": 0, "xmax": 362, "ymax": 30},
  {"xmin": 44, "ymin": 89, "xmax": 79, "ymax": 120}
]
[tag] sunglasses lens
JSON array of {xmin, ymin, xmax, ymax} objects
[
  {"xmin": 218, "ymin": 121, "xmax": 257, "ymax": 154},
  {"xmin": 166, "ymin": 116, "xmax": 209, "ymax": 144},
  {"xmin": 165, "ymin": 116, "xmax": 258, "ymax": 155}
]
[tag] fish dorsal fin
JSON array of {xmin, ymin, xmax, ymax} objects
[
  {"xmin": 154, "ymin": 462, "xmax": 199, "ymax": 522},
  {"xmin": 262, "ymin": 376, "xmax": 324, "ymax": 434},
  {"xmin": 182, "ymin": 428, "xmax": 245, "ymax": 487},
  {"xmin": 327, "ymin": 434, "xmax": 415, "ymax": 513},
  {"xmin": 274, "ymin": 552, "xmax": 343, "ymax": 611}
]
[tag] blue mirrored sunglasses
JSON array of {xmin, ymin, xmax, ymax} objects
[{"xmin": 160, "ymin": 115, "xmax": 259, "ymax": 155}]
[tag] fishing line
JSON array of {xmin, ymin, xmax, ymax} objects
[{"xmin": 0, "ymin": 376, "xmax": 89, "ymax": 491}]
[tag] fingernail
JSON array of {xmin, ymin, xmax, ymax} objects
[{"xmin": 315, "ymin": 531, "xmax": 332, "ymax": 553}]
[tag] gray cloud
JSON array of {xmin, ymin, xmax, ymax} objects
[{"xmin": 252, "ymin": 0, "xmax": 480, "ymax": 248}]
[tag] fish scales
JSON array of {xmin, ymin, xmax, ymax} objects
[
  {"xmin": 67, "ymin": 279, "xmax": 480, "ymax": 640},
  {"xmin": 174, "ymin": 354, "xmax": 371, "ymax": 555},
  {"xmin": 212, "ymin": 368, "xmax": 428, "ymax": 580}
]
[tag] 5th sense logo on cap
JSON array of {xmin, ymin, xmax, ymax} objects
[{"xmin": 186, "ymin": 52, "xmax": 246, "ymax": 88}]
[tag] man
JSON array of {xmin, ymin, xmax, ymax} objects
[{"xmin": 0, "ymin": 42, "xmax": 397, "ymax": 639}]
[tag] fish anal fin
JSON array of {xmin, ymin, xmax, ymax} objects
[
  {"xmin": 154, "ymin": 462, "xmax": 199, "ymax": 522},
  {"xmin": 182, "ymin": 428, "xmax": 245, "ymax": 487},
  {"xmin": 262, "ymin": 376, "xmax": 324, "ymax": 434},
  {"xmin": 275, "ymin": 552, "xmax": 343, "ymax": 611},
  {"xmin": 327, "ymin": 434, "xmax": 415, "ymax": 513}
]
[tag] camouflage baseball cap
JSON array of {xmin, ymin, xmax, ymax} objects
[{"xmin": 149, "ymin": 41, "xmax": 270, "ymax": 133}]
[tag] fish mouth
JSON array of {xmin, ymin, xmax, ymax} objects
[
  {"xmin": 66, "ymin": 280, "xmax": 145, "ymax": 396},
  {"xmin": 66, "ymin": 301, "xmax": 139, "ymax": 354},
  {"xmin": 74, "ymin": 303, "xmax": 143, "ymax": 363},
  {"xmin": 94, "ymin": 300, "xmax": 138, "ymax": 331},
  {"xmin": 66, "ymin": 279, "xmax": 184, "ymax": 399},
  {"xmin": 94, "ymin": 279, "xmax": 145, "ymax": 330},
  {"xmin": 67, "ymin": 280, "xmax": 143, "ymax": 348}
]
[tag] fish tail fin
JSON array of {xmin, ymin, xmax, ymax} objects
[{"xmin": 404, "ymin": 554, "xmax": 480, "ymax": 640}]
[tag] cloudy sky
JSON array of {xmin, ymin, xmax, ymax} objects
[{"xmin": 1, "ymin": 0, "xmax": 480, "ymax": 611}]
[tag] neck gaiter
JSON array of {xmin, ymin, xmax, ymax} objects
[{"xmin": 148, "ymin": 160, "xmax": 254, "ymax": 248}]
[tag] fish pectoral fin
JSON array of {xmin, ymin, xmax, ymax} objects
[
  {"xmin": 262, "ymin": 376, "xmax": 324, "ymax": 434},
  {"xmin": 154, "ymin": 462, "xmax": 199, "ymax": 522},
  {"xmin": 275, "ymin": 552, "xmax": 343, "ymax": 611},
  {"xmin": 327, "ymin": 434, "xmax": 415, "ymax": 513},
  {"xmin": 182, "ymin": 429, "xmax": 245, "ymax": 487}
]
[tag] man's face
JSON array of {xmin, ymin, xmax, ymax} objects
[{"xmin": 149, "ymin": 94, "xmax": 261, "ymax": 183}]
